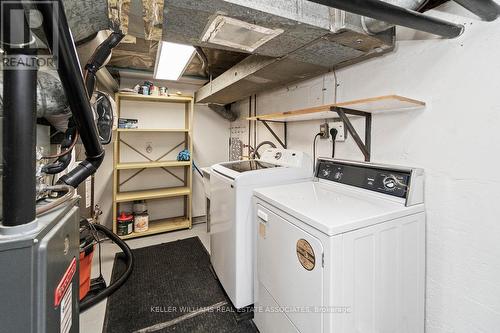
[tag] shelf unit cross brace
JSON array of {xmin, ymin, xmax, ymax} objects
[
  {"xmin": 331, "ymin": 107, "xmax": 372, "ymax": 162},
  {"xmin": 119, "ymin": 139, "xmax": 186, "ymax": 186},
  {"xmin": 259, "ymin": 120, "xmax": 288, "ymax": 149}
]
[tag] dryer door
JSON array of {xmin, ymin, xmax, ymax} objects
[{"xmin": 256, "ymin": 204, "xmax": 324, "ymax": 333}]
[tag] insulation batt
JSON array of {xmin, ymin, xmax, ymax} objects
[{"xmin": 0, "ymin": 68, "xmax": 72, "ymax": 132}]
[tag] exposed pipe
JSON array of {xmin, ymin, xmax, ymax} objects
[
  {"xmin": 84, "ymin": 31, "xmax": 125, "ymax": 99},
  {"xmin": 42, "ymin": 127, "xmax": 78, "ymax": 174},
  {"xmin": 1, "ymin": 2, "xmax": 38, "ymax": 227},
  {"xmin": 307, "ymin": 0, "xmax": 465, "ymax": 38},
  {"xmin": 453, "ymin": 0, "xmax": 500, "ymax": 22},
  {"xmin": 208, "ymin": 103, "xmax": 238, "ymax": 122},
  {"xmin": 362, "ymin": 0, "xmax": 429, "ymax": 34},
  {"xmin": 35, "ymin": 0, "xmax": 109, "ymax": 188}
]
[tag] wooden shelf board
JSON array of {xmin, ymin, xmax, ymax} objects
[
  {"xmin": 117, "ymin": 160, "xmax": 191, "ymax": 170},
  {"xmin": 116, "ymin": 128, "xmax": 189, "ymax": 132},
  {"xmin": 247, "ymin": 95, "xmax": 425, "ymax": 122},
  {"xmin": 117, "ymin": 93, "xmax": 193, "ymax": 103},
  {"xmin": 116, "ymin": 186, "xmax": 191, "ymax": 202},
  {"xmin": 119, "ymin": 217, "xmax": 191, "ymax": 240}
]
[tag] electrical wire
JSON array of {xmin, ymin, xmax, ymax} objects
[
  {"xmin": 86, "ymin": 219, "xmax": 104, "ymax": 281},
  {"xmin": 36, "ymin": 185, "xmax": 75, "ymax": 216},
  {"xmin": 41, "ymin": 129, "xmax": 79, "ymax": 159},
  {"xmin": 79, "ymin": 223, "xmax": 133, "ymax": 312},
  {"xmin": 330, "ymin": 128, "xmax": 338, "ymax": 158}
]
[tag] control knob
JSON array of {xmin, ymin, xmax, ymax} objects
[
  {"xmin": 383, "ymin": 176, "xmax": 397, "ymax": 190},
  {"xmin": 321, "ymin": 169, "xmax": 331, "ymax": 178}
]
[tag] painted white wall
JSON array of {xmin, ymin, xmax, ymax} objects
[
  {"xmin": 233, "ymin": 3, "xmax": 500, "ymax": 331},
  {"xmin": 93, "ymin": 78, "xmax": 230, "ymax": 228}
]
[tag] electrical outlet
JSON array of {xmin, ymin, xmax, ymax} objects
[
  {"xmin": 319, "ymin": 122, "xmax": 329, "ymax": 139},
  {"xmin": 328, "ymin": 121, "xmax": 346, "ymax": 142}
]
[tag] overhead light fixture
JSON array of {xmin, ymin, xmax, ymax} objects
[{"xmin": 154, "ymin": 41, "xmax": 195, "ymax": 81}]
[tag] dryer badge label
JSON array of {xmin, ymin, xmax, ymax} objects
[{"xmin": 296, "ymin": 239, "xmax": 315, "ymax": 271}]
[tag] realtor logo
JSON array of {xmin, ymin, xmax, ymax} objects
[{"xmin": 1, "ymin": 1, "xmax": 59, "ymax": 69}]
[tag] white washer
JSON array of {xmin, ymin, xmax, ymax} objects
[
  {"xmin": 210, "ymin": 148, "xmax": 312, "ymax": 309},
  {"xmin": 253, "ymin": 158, "xmax": 425, "ymax": 333}
]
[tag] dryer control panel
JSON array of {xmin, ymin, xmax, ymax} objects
[{"xmin": 316, "ymin": 159, "xmax": 411, "ymax": 199}]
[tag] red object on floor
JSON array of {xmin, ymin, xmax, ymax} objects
[{"xmin": 79, "ymin": 245, "xmax": 94, "ymax": 300}]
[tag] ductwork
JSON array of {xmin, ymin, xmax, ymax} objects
[
  {"xmin": 161, "ymin": 0, "xmax": 396, "ymax": 104},
  {"xmin": 62, "ymin": 0, "xmax": 110, "ymax": 43},
  {"xmin": 162, "ymin": 0, "xmax": 489, "ymax": 104},
  {"xmin": 362, "ymin": 0, "xmax": 429, "ymax": 34},
  {"xmin": 208, "ymin": 103, "xmax": 239, "ymax": 122}
]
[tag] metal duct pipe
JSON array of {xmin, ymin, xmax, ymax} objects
[
  {"xmin": 1, "ymin": 2, "xmax": 38, "ymax": 226},
  {"xmin": 453, "ymin": 0, "xmax": 500, "ymax": 22},
  {"xmin": 208, "ymin": 103, "xmax": 239, "ymax": 122},
  {"xmin": 307, "ymin": 0, "xmax": 465, "ymax": 38},
  {"xmin": 37, "ymin": 0, "xmax": 105, "ymax": 188},
  {"xmin": 362, "ymin": 0, "xmax": 429, "ymax": 34}
]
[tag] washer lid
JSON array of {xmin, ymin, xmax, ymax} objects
[{"xmin": 254, "ymin": 181, "xmax": 424, "ymax": 236}]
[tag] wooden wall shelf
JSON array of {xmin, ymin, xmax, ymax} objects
[
  {"xmin": 247, "ymin": 95, "xmax": 425, "ymax": 122},
  {"xmin": 247, "ymin": 95, "xmax": 425, "ymax": 162}
]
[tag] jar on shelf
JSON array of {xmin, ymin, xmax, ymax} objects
[{"xmin": 133, "ymin": 200, "xmax": 149, "ymax": 233}]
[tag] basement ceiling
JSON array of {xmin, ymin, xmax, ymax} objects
[{"xmin": 67, "ymin": 0, "xmax": 452, "ymax": 101}]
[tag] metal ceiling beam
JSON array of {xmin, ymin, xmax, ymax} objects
[
  {"xmin": 453, "ymin": 0, "xmax": 500, "ymax": 22},
  {"xmin": 306, "ymin": 0, "xmax": 465, "ymax": 38}
]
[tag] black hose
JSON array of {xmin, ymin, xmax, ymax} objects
[
  {"xmin": 251, "ymin": 141, "xmax": 277, "ymax": 160},
  {"xmin": 84, "ymin": 31, "xmax": 125, "ymax": 99},
  {"xmin": 79, "ymin": 223, "xmax": 134, "ymax": 312},
  {"xmin": 42, "ymin": 126, "xmax": 78, "ymax": 174},
  {"xmin": 36, "ymin": 0, "xmax": 105, "ymax": 188}
]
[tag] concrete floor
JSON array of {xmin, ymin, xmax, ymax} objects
[{"xmin": 79, "ymin": 223, "xmax": 210, "ymax": 333}]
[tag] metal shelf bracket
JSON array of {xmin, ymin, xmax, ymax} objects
[
  {"xmin": 259, "ymin": 119, "xmax": 288, "ymax": 149},
  {"xmin": 331, "ymin": 107, "xmax": 372, "ymax": 162}
]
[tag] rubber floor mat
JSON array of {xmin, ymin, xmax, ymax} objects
[{"xmin": 102, "ymin": 237, "xmax": 258, "ymax": 333}]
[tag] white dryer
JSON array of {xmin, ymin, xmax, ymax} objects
[
  {"xmin": 253, "ymin": 158, "xmax": 425, "ymax": 333},
  {"xmin": 210, "ymin": 148, "xmax": 312, "ymax": 309}
]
